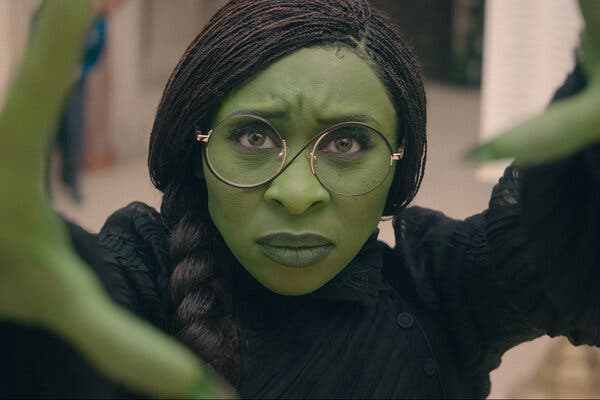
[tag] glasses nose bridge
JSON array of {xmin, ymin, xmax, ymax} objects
[{"xmin": 275, "ymin": 133, "xmax": 323, "ymax": 180}]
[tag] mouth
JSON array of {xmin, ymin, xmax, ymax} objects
[{"xmin": 256, "ymin": 233, "xmax": 335, "ymax": 268}]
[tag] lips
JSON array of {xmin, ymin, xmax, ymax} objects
[{"xmin": 256, "ymin": 233, "xmax": 334, "ymax": 268}]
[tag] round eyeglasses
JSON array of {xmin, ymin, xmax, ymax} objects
[{"xmin": 196, "ymin": 114, "xmax": 404, "ymax": 196}]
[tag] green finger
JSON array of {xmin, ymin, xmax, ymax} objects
[
  {"xmin": 579, "ymin": 0, "xmax": 600, "ymax": 46},
  {"xmin": 579, "ymin": 0, "xmax": 600, "ymax": 87},
  {"xmin": 466, "ymin": 85, "xmax": 600, "ymax": 166},
  {"xmin": 467, "ymin": 0, "xmax": 600, "ymax": 166},
  {"xmin": 0, "ymin": 1, "xmax": 233, "ymax": 397},
  {"xmin": 0, "ymin": 1, "xmax": 92, "ymax": 190},
  {"xmin": 42, "ymin": 247, "xmax": 233, "ymax": 398}
]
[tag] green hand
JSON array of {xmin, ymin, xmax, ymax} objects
[
  {"xmin": 468, "ymin": 0, "xmax": 600, "ymax": 166},
  {"xmin": 0, "ymin": 1, "xmax": 232, "ymax": 398}
]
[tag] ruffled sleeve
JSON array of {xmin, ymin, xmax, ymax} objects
[
  {"xmin": 97, "ymin": 201, "xmax": 171, "ymax": 330},
  {"xmin": 391, "ymin": 64, "xmax": 600, "ymax": 384},
  {"xmin": 515, "ymin": 146, "xmax": 600, "ymax": 345},
  {"xmin": 482, "ymin": 63, "xmax": 600, "ymax": 348}
]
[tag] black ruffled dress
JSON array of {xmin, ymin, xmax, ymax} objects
[{"xmin": 2, "ymin": 66, "xmax": 599, "ymax": 399}]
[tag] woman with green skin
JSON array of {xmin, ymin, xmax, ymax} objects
[
  {"xmin": 204, "ymin": 46, "xmax": 399, "ymax": 295},
  {"xmin": 0, "ymin": 0, "xmax": 599, "ymax": 398}
]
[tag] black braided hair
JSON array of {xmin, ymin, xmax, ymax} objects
[{"xmin": 148, "ymin": 0, "xmax": 427, "ymax": 385}]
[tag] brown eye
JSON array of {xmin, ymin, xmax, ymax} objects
[
  {"xmin": 321, "ymin": 135, "xmax": 362, "ymax": 155},
  {"xmin": 334, "ymin": 137, "xmax": 353, "ymax": 152},
  {"xmin": 248, "ymin": 132, "xmax": 266, "ymax": 146},
  {"xmin": 237, "ymin": 129, "xmax": 278, "ymax": 151}
]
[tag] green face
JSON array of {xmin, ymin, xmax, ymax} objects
[{"xmin": 203, "ymin": 46, "xmax": 398, "ymax": 295}]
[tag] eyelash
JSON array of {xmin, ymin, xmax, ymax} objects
[
  {"xmin": 228, "ymin": 122, "xmax": 268, "ymax": 139},
  {"xmin": 228, "ymin": 124, "xmax": 278, "ymax": 148},
  {"xmin": 320, "ymin": 130, "xmax": 372, "ymax": 151},
  {"xmin": 227, "ymin": 123, "xmax": 373, "ymax": 154}
]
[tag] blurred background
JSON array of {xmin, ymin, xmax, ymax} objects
[{"xmin": 0, "ymin": 0, "xmax": 598, "ymax": 397}]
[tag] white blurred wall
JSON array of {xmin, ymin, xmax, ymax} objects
[{"xmin": 106, "ymin": 0, "xmax": 227, "ymax": 160}]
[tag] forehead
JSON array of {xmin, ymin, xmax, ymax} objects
[{"xmin": 214, "ymin": 46, "xmax": 398, "ymax": 142}]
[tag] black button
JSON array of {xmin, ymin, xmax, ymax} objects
[
  {"xmin": 397, "ymin": 312, "xmax": 414, "ymax": 328},
  {"xmin": 424, "ymin": 358, "xmax": 437, "ymax": 375}
]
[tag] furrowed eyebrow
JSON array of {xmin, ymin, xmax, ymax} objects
[
  {"xmin": 221, "ymin": 109, "xmax": 288, "ymax": 121},
  {"xmin": 221, "ymin": 96, "xmax": 290, "ymax": 121},
  {"xmin": 315, "ymin": 113, "xmax": 381, "ymax": 127}
]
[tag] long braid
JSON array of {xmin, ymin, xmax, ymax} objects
[
  {"xmin": 148, "ymin": 0, "xmax": 429, "ymax": 387},
  {"xmin": 162, "ymin": 179, "xmax": 246, "ymax": 384}
]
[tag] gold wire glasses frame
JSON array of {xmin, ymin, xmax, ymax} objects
[{"xmin": 195, "ymin": 114, "xmax": 405, "ymax": 195}]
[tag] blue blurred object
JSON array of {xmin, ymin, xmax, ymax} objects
[{"xmin": 54, "ymin": 16, "xmax": 106, "ymax": 203}]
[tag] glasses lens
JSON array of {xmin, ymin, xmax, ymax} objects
[
  {"xmin": 313, "ymin": 124, "xmax": 393, "ymax": 195},
  {"xmin": 205, "ymin": 115, "xmax": 284, "ymax": 186}
]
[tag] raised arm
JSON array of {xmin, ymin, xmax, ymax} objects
[
  {"xmin": 391, "ymin": 2, "xmax": 599, "ymax": 391},
  {"xmin": 0, "ymin": 2, "xmax": 229, "ymax": 397},
  {"xmin": 465, "ymin": 0, "xmax": 600, "ymax": 354}
]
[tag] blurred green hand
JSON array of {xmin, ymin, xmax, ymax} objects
[
  {"xmin": 0, "ymin": 1, "xmax": 232, "ymax": 398},
  {"xmin": 468, "ymin": 0, "xmax": 600, "ymax": 166}
]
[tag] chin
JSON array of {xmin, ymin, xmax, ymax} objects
[{"xmin": 256, "ymin": 270, "xmax": 330, "ymax": 296}]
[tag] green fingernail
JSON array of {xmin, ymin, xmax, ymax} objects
[{"xmin": 464, "ymin": 143, "xmax": 498, "ymax": 162}]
